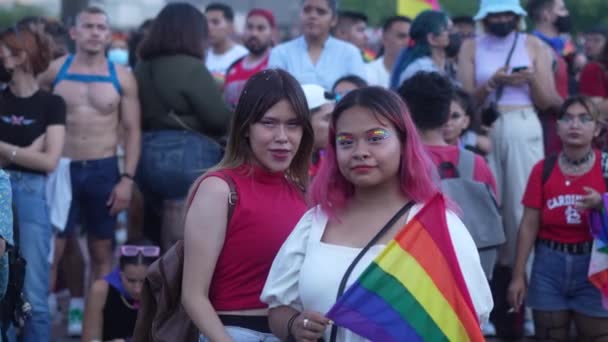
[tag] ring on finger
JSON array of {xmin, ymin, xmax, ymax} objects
[{"xmin": 303, "ymin": 318, "xmax": 309, "ymax": 329}]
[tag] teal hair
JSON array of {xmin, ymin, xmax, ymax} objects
[{"xmin": 390, "ymin": 10, "xmax": 449, "ymax": 89}]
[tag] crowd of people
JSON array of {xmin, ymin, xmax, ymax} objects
[{"xmin": 0, "ymin": 0, "xmax": 608, "ymax": 341}]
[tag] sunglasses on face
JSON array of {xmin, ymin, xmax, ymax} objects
[{"xmin": 120, "ymin": 245, "xmax": 161, "ymax": 257}]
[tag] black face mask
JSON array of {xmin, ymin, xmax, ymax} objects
[
  {"xmin": 486, "ymin": 20, "xmax": 517, "ymax": 37},
  {"xmin": 0, "ymin": 65, "xmax": 12, "ymax": 83},
  {"xmin": 446, "ymin": 33, "xmax": 463, "ymax": 58},
  {"xmin": 554, "ymin": 15, "xmax": 572, "ymax": 33}
]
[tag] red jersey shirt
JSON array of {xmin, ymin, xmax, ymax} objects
[
  {"xmin": 522, "ymin": 150, "xmax": 606, "ymax": 243},
  {"xmin": 223, "ymin": 55, "xmax": 269, "ymax": 108}
]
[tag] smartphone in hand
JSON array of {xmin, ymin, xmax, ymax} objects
[{"xmin": 511, "ymin": 66, "xmax": 529, "ymax": 73}]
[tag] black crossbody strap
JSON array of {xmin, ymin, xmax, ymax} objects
[
  {"xmin": 494, "ymin": 31, "xmax": 520, "ymax": 103},
  {"xmin": 328, "ymin": 201, "xmax": 415, "ymax": 342}
]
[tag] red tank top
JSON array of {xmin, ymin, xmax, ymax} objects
[
  {"xmin": 204, "ymin": 164, "xmax": 307, "ymax": 311},
  {"xmin": 223, "ymin": 56, "xmax": 269, "ymax": 108}
]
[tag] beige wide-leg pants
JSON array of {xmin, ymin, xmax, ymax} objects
[{"xmin": 487, "ymin": 107, "xmax": 544, "ymax": 267}]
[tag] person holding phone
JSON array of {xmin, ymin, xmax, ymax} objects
[
  {"xmin": 512, "ymin": 66, "xmax": 528, "ymax": 73},
  {"xmin": 458, "ymin": 0, "xmax": 561, "ymax": 279}
]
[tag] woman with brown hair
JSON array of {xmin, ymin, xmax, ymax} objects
[
  {"xmin": 182, "ymin": 69, "xmax": 314, "ymax": 342},
  {"xmin": 134, "ymin": 2, "xmax": 231, "ymax": 248},
  {"xmin": 0, "ymin": 24, "xmax": 65, "ymax": 341}
]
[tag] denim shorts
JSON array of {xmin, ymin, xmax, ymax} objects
[
  {"xmin": 528, "ymin": 242, "xmax": 608, "ymax": 317},
  {"xmin": 199, "ymin": 326, "xmax": 280, "ymax": 342},
  {"xmin": 59, "ymin": 156, "xmax": 119, "ymax": 239}
]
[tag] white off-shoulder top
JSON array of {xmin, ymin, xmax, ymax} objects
[{"xmin": 261, "ymin": 205, "xmax": 494, "ymax": 342}]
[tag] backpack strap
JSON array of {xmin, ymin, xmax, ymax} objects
[
  {"xmin": 456, "ymin": 149, "xmax": 475, "ymax": 180},
  {"xmin": 542, "ymin": 155, "xmax": 558, "ymax": 185},
  {"xmin": 187, "ymin": 171, "xmax": 238, "ymax": 222}
]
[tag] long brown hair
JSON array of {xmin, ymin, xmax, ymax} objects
[
  {"xmin": 138, "ymin": 3, "xmax": 208, "ymax": 60},
  {"xmin": 213, "ymin": 69, "xmax": 314, "ymax": 189}
]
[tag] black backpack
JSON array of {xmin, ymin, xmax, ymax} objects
[{"xmin": 0, "ymin": 204, "xmax": 30, "ymax": 340}]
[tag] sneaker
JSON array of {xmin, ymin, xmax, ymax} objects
[
  {"xmin": 481, "ymin": 321, "xmax": 496, "ymax": 336},
  {"xmin": 67, "ymin": 298, "xmax": 84, "ymax": 336},
  {"xmin": 48, "ymin": 293, "xmax": 61, "ymax": 324},
  {"xmin": 524, "ymin": 317, "xmax": 535, "ymax": 337}
]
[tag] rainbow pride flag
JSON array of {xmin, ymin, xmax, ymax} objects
[
  {"xmin": 326, "ymin": 194, "xmax": 484, "ymax": 341},
  {"xmin": 397, "ymin": 0, "xmax": 441, "ymax": 18},
  {"xmin": 362, "ymin": 48, "xmax": 377, "ymax": 63},
  {"xmin": 588, "ymin": 195, "xmax": 608, "ymax": 309}
]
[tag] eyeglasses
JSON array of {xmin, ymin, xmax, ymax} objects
[
  {"xmin": 558, "ymin": 113, "xmax": 595, "ymax": 125},
  {"xmin": 120, "ymin": 245, "xmax": 160, "ymax": 257}
]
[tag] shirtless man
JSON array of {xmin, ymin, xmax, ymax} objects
[{"xmin": 39, "ymin": 6, "xmax": 140, "ymax": 335}]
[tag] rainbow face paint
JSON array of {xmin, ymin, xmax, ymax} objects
[
  {"xmin": 336, "ymin": 133, "xmax": 354, "ymax": 146},
  {"xmin": 366, "ymin": 128, "xmax": 391, "ymax": 142}
]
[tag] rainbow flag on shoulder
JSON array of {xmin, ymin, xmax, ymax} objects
[{"xmin": 326, "ymin": 194, "xmax": 484, "ymax": 341}]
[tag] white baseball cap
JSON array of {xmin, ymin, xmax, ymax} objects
[
  {"xmin": 474, "ymin": 0, "xmax": 527, "ymax": 21},
  {"xmin": 301, "ymin": 84, "xmax": 334, "ymax": 110}
]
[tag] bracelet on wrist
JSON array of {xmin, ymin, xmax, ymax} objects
[
  {"xmin": 120, "ymin": 173, "xmax": 134, "ymax": 181},
  {"xmin": 286, "ymin": 312, "xmax": 300, "ymax": 339}
]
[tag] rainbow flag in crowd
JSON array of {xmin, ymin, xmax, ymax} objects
[
  {"xmin": 397, "ymin": 0, "xmax": 441, "ymax": 18},
  {"xmin": 362, "ymin": 48, "xmax": 377, "ymax": 62},
  {"xmin": 588, "ymin": 198, "xmax": 608, "ymax": 309},
  {"xmin": 326, "ymin": 194, "xmax": 484, "ymax": 341}
]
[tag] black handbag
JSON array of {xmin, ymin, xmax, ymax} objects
[
  {"xmin": 0, "ymin": 204, "xmax": 31, "ymax": 341},
  {"xmin": 481, "ymin": 32, "xmax": 520, "ymax": 126}
]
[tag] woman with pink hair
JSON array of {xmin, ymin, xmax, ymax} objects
[{"xmin": 261, "ymin": 87, "xmax": 492, "ymax": 341}]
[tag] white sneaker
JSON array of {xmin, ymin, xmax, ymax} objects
[
  {"xmin": 481, "ymin": 321, "xmax": 496, "ymax": 336},
  {"xmin": 524, "ymin": 318, "xmax": 535, "ymax": 337},
  {"xmin": 67, "ymin": 297, "xmax": 84, "ymax": 336},
  {"xmin": 48, "ymin": 293, "xmax": 62, "ymax": 324}
]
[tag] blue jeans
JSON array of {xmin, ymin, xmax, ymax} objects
[
  {"xmin": 137, "ymin": 130, "xmax": 222, "ymax": 243},
  {"xmin": 7, "ymin": 171, "xmax": 51, "ymax": 342},
  {"xmin": 528, "ymin": 243, "xmax": 608, "ymax": 317}
]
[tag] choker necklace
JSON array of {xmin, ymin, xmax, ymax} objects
[
  {"xmin": 561, "ymin": 150, "xmax": 593, "ymax": 166},
  {"xmin": 120, "ymin": 294, "xmax": 139, "ymax": 310}
]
